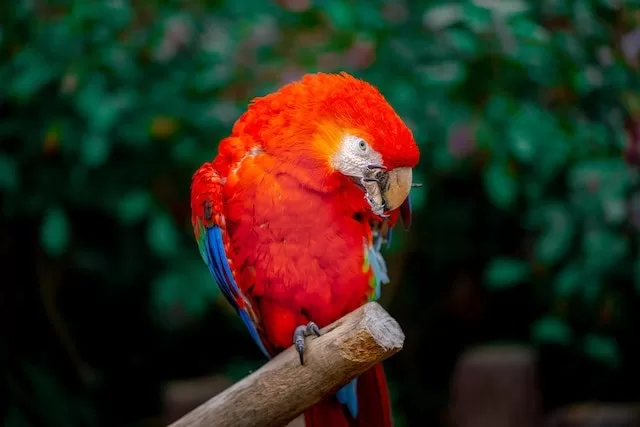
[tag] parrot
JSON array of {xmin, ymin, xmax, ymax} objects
[{"xmin": 190, "ymin": 72, "xmax": 420, "ymax": 427}]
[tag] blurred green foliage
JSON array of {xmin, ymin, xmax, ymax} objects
[{"xmin": 2, "ymin": 0, "xmax": 640, "ymax": 426}]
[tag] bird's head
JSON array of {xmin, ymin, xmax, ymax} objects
[{"xmin": 237, "ymin": 72, "xmax": 420, "ymax": 222}]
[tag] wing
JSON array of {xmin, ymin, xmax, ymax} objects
[
  {"xmin": 338, "ymin": 195, "xmax": 413, "ymax": 417},
  {"xmin": 190, "ymin": 162, "xmax": 271, "ymax": 358},
  {"xmin": 364, "ymin": 193, "xmax": 413, "ymax": 301}
]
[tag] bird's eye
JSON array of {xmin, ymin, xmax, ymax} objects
[{"xmin": 358, "ymin": 139, "xmax": 367, "ymax": 152}]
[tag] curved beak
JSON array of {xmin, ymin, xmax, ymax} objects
[
  {"xmin": 384, "ymin": 167, "xmax": 413, "ymax": 211},
  {"xmin": 356, "ymin": 165, "xmax": 415, "ymax": 224}
]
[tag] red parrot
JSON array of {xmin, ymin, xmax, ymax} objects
[{"xmin": 190, "ymin": 72, "xmax": 419, "ymax": 427}]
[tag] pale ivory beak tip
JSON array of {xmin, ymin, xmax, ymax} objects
[{"xmin": 384, "ymin": 167, "xmax": 413, "ymax": 211}]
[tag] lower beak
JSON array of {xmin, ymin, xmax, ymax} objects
[{"xmin": 383, "ymin": 167, "xmax": 413, "ymax": 212}]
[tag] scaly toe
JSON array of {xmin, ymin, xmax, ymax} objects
[{"xmin": 292, "ymin": 322, "xmax": 322, "ymax": 365}]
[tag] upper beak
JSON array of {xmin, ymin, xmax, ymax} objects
[
  {"xmin": 354, "ymin": 165, "xmax": 415, "ymax": 225},
  {"xmin": 383, "ymin": 167, "xmax": 413, "ymax": 212}
]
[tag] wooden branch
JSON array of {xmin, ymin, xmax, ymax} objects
[{"xmin": 167, "ymin": 302, "xmax": 405, "ymax": 427}]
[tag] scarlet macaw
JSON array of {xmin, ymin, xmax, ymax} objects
[{"xmin": 190, "ymin": 72, "xmax": 419, "ymax": 426}]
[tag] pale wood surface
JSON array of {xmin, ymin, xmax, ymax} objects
[{"xmin": 167, "ymin": 302, "xmax": 405, "ymax": 427}]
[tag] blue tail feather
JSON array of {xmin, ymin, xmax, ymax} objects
[{"xmin": 336, "ymin": 377, "xmax": 359, "ymax": 418}]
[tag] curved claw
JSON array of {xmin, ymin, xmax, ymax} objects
[{"xmin": 293, "ymin": 321, "xmax": 321, "ymax": 365}]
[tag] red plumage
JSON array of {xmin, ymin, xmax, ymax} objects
[
  {"xmin": 304, "ymin": 364, "xmax": 392, "ymax": 427},
  {"xmin": 190, "ymin": 72, "xmax": 419, "ymax": 426}
]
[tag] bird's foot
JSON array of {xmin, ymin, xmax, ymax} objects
[{"xmin": 293, "ymin": 321, "xmax": 321, "ymax": 365}]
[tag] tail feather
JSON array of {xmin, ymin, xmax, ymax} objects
[{"xmin": 303, "ymin": 364, "xmax": 392, "ymax": 427}]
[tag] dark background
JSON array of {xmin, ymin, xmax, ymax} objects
[{"xmin": 2, "ymin": 0, "xmax": 640, "ymax": 426}]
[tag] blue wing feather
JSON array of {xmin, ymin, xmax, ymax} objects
[
  {"xmin": 203, "ymin": 225, "xmax": 271, "ymax": 358},
  {"xmin": 202, "ymin": 228, "xmax": 233, "ymax": 303}
]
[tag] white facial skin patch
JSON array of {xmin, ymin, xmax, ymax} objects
[
  {"xmin": 331, "ymin": 134, "xmax": 413, "ymax": 218},
  {"xmin": 331, "ymin": 135, "xmax": 384, "ymax": 178}
]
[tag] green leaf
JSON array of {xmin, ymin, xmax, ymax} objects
[
  {"xmin": 117, "ymin": 191, "xmax": 150, "ymax": 224},
  {"xmin": 41, "ymin": 21, "xmax": 79, "ymax": 58},
  {"xmin": 507, "ymin": 105, "xmax": 547, "ymax": 163},
  {"xmin": 416, "ymin": 61, "xmax": 467, "ymax": 87},
  {"xmin": 584, "ymin": 334, "xmax": 620, "ymax": 368},
  {"xmin": 91, "ymin": 99, "xmax": 122, "ymax": 132},
  {"xmin": 605, "ymin": 63, "xmax": 631, "ymax": 90},
  {"xmin": 443, "ymin": 28, "xmax": 479, "ymax": 57},
  {"xmin": 355, "ymin": 3, "xmax": 384, "ymax": 29},
  {"xmin": 554, "ymin": 32, "xmax": 587, "ymax": 63},
  {"xmin": 191, "ymin": 65, "xmax": 234, "ymax": 93},
  {"xmin": 598, "ymin": 0, "xmax": 626, "ymax": 7},
  {"xmin": 388, "ymin": 81, "xmax": 418, "ymax": 115},
  {"xmin": 528, "ymin": 203, "xmax": 574, "ymax": 265},
  {"xmin": 461, "ymin": 3, "xmax": 492, "ymax": 32},
  {"xmin": 531, "ymin": 315, "xmax": 573, "ymax": 344},
  {"xmin": 75, "ymin": 75, "xmax": 121, "ymax": 132},
  {"xmin": 535, "ymin": 134, "xmax": 569, "ymax": 184},
  {"xmin": 573, "ymin": 66, "xmax": 605, "ymax": 95},
  {"xmin": 541, "ymin": 0, "xmax": 572, "ymax": 16},
  {"xmin": 104, "ymin": 0, "xmax": 133, "ymax": 29},
  {"xmin": 508, "ymin": 126, "xmax": 535, "ymax": 163},
  {"xmin": 509, "ymin": 17, "xmax": 550, "ymax": 43},
  {"xmin": 147, "ymin": 212, "xmax": 180, "ymax": 258},
  {"xmin": 80, "ymin": 133, "xmax": 111, "ymax": 167},
  {"xmin": 474, "ymin": 0, "xmax": 531, "ymax": 16},
  {"xmin": 324, "ymin": 0, "xmax": 355, "ymax": 30},
  {"xmin": 484, "ymin": 258, "xmax": 530, "ymax": 289},
  {"xmin": 423, "ymin": 4, "xmax": 462, "ymax": 31},
  {"xmin": 483, "ymin": 161, "xmax": 517, "ymax": 210},
  {"xmin": 40, "ymin": 207, "xmax": 70, "ymax": 257},
  {"xmin": 554, "ymin": 263, "xmax": 583, "ymax": 296},
  {"xmin": 484, "ymin": 258, "xmax": 529, "ymax": 289},
  {"xmin": 9, "ymin": 55, "xmax": 59, "ymax": 100},
  {"xmin": 484, "ymin": 94, "xmax": 512, "ymax": 124},
  {"xmin": 583, "ymin": 229, "xmax": 628, "ymax": 273},
  {"xmin": 569, "ymin": 159, "xmax": 632, "ymax": 200},
  {"xmin": 572, "ymin": 0, "xmax": 602, "ymax": 37}
]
